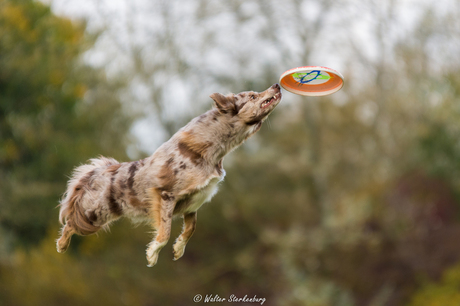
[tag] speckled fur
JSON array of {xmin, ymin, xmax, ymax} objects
[{"xmin": 57, "ymin": 84, "xmax": 282, "ymax": 266}]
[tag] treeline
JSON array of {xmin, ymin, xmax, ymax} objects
[{"xmin": 1, "ymin": 0, "xmax": 460, "ymax": 305}]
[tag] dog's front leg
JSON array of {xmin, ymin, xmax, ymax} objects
[
  {"xmin": 173, "ymin": 212, "xmax": 197, "ymax": 261},
  {"xmin": 56, "ymin": 223, "xmax": 75, "ymax": 253},
  {"xmin": 146, "ymin": 191, "xmax": 175, "ymax": 267}
]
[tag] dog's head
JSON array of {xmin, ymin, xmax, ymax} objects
[
  {"xmin": 178, "ymin": 84, "xmax": 282, "ymax": 161},
  {"xmin": 210, "ymin": 83, "xmax": 282, "ymax": 129}
]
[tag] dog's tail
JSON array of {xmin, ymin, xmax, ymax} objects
[{"xmin": 59, "ymin": 156, "xmax": 119, "ymax": 235}]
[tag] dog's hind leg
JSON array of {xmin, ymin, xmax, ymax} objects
[
  {"xmin": 146, "ymin": 191, "xmax": 176, "ymax": 267},
  {"xmin": 173, "ymin": 212, "xmax": 197, "ymax": 261},
  {"xmin": 56, "ymin": 223, "xmax": 75, "ymax": 253}
]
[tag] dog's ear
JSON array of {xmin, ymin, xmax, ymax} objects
[{"xmin": 210, "ymin": 93, "xmax": 237, "ymax": 115}]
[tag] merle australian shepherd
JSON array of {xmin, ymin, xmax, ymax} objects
[{"xmin": 57, "ymin": 84, "xmax": 282, "ymax": 266}]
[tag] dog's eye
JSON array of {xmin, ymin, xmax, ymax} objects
[{"xmin": 251, "ymin": 95, "xmax": 257, "ymax": 100}]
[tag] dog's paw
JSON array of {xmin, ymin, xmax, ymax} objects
[
  {"xmin": 146, "ymin": 253, "xmax": 159, "ymax": 267},
  {"xmin": 56, "ymin": 239, "xmax": 68, "ymax": 253},
  {"xmin": 146, "ymin": 241, "xmax": 167, "ymax": 267},
  {"xmin": 146, "ymin": 246, "xmax": 159, "ymax": 267},
  {"xmin": 172, "ymin": 241, "xmax": 186, "ymax": 261}
]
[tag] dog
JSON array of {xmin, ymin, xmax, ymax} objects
[{"xmin": 57, "ymin": 83, "xmax": 282, "ymax": 266}]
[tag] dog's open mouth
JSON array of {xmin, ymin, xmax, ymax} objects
[{"xmin": 260, "ymin": 93, "xmax": 281, "ymax": 109}]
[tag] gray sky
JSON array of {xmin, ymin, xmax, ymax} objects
[{"xmin": 46, "ymin": 0, "xmax": 458, "ymax": 156}]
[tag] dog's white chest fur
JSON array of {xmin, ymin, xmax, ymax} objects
[{"xmin": 183, "ymin": 172, "xmax": 225, "ymax": 214}]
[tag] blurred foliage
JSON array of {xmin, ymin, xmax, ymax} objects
[
  {"xmin": 0, "ymin": 0, "xmax": 132, "ymax": 249},
  {"xmin": 1, "ymin": 0, "xmax": 460, "ymax": 305},
  {"xmin": 408, "ymin": 262, "xmax": 460, "ymax": 306}
]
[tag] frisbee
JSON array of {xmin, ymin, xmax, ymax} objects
[{"xmin": 279, "ymin": 66, "xmax": 344, "ymax": 96}]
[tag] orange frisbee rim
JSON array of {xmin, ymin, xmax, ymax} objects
[{"xmin": 279, "ymin": 66, "xmax": 344, "ymax": 96}]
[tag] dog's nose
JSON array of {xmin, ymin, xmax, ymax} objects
[{"xmin": 271, "ymin": 83, "xmax": 280, "ymax": 90}]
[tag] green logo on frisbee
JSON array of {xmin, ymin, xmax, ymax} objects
[{"xmin": 293, "ymin": 70, "xmax": 331, "ymax": 85}]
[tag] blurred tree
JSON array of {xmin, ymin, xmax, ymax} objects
[
  {"xmin": 408, "ymin": 262, "xmax": 460, "ymax": 306},
  {"xmin": 0, "ymin": 0, "xmax": 133, "ymax": 249},
  {"xmin": 1, "ymin": 0, "xmax": 460, "ymax": 306}
]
